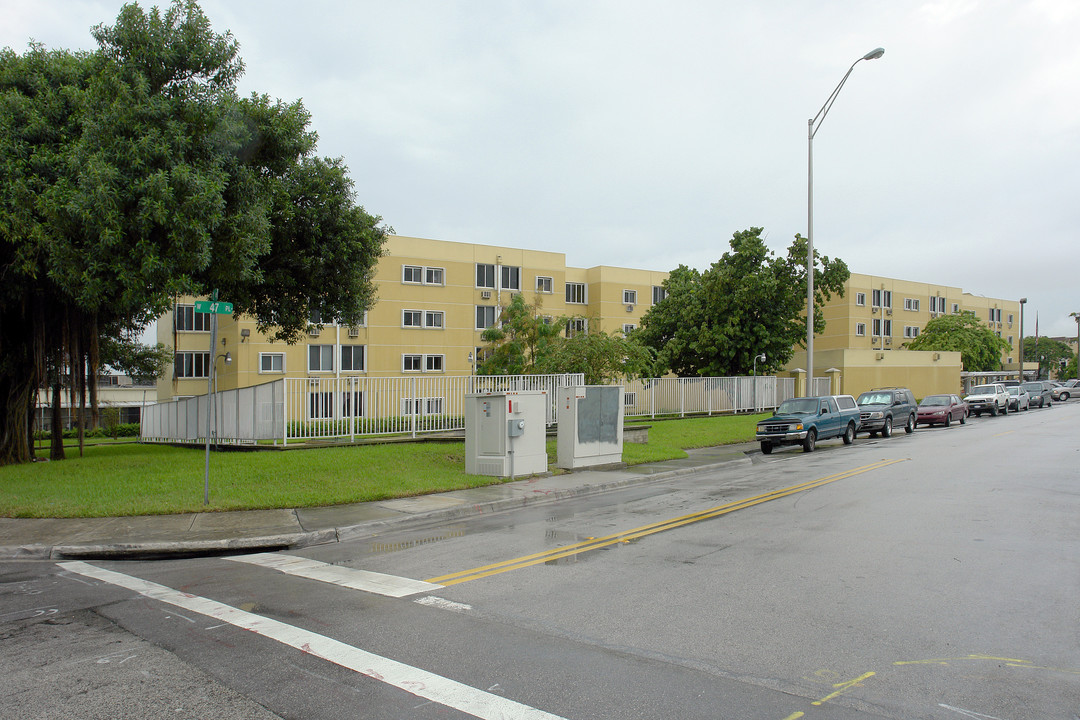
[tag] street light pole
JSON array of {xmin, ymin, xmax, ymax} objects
[
  {"xmin": 1071, "ymin": 312, "xmax": 1080, "ymax": 377},
  {"xmin": 1019, "ymin": 298, "xmax": 1026, "ymax": 380},
  {"xmin": 807, "ymin": 47, "xmax": 884, "ymax": 395}
]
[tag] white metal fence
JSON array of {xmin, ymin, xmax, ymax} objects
[
  {"xmin": 141, "ymin": 373, "xmax": 802, "ymax": 445},
  {"xmin": 621, "ymin": 376, "xmax": 796, "ymax": 418}
]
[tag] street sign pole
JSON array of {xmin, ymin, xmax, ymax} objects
[{"xmin": 204, "ymin": 290, "xmax": 218, "ymax": 506}]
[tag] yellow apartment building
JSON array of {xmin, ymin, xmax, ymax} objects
[
  {"xmin": 158, "ymin": 235, "xmax": 670, "ymax": 401},
  {"xmin": 156, "ymin": 237, "xmax": 1019, "ymax": 402},
  {"xmin": 816, "ymin": 272, "xmax": 1021, "ymax": 362}
]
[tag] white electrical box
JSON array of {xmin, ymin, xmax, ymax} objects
[
  {"xmin": 465, "ymin": 391, "xmax": 548, "ymax": 478},
  {"xmin": 556, "ymin": 386, "xmax": 624, "ymax": 469}
]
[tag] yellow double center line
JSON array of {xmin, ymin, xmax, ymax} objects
[{"xmin": 427, "ymin": 459, "xmax": 905, "ymax": 586}]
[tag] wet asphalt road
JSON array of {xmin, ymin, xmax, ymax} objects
[{"xmin": 3, "ymin": 402, "xmax": 1079, "ymax": 719}]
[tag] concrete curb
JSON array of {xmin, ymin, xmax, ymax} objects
[{"xmin": 2, "ymin": 453, "xmax": 751, "ymax": 561}]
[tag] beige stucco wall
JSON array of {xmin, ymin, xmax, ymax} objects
[{"xmin": 786, "ymin": 348, "xmax": 964, "ymax": 400}]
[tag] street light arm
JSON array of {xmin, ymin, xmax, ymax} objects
[{"xmin": 810, "ymin": 48, "xmax": 884, "ymax": 139}]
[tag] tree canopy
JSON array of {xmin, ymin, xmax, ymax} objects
[
  {"xmin": 906, "ymin": 311, "xmax": 1010, "ymax": 371},
  {"xmin": 1022, "ymin": 335, "xmax": 1074, "ymax": 379},
  {"xmin": 0, "ymin": 1, "xmax": 387, "ymax": 464},
  {"xmin": 478, "ymin": 294, "xmax": 652, "ymax": 384},
  {"xmin": 635, "ymin": 228, "xmax": 849, "ymax": 377}
]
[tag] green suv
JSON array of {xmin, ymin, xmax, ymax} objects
[{"xmin": 856, "ymin": 387, "xmax": 918, "ymax": 438}]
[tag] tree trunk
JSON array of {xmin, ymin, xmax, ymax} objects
[{"xmin": 50, "ymin": 380, "xmax": 65, "ymax": 461}]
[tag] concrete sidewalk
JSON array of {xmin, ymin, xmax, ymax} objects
[{"xmin": 0, "ymin": 444, "xmax": 756, "ymax": 561}]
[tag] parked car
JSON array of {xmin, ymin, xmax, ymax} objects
[
  {"xmin": 1052, "ymin": 379, "xmax": 1080, "ymax": 401},
  {"xmin": 964, "ymin": 383, "xmax": 1010, "ymax": 417},
  {"xmin": 1006, "ymin": 385, "xmax": 1030, "ymax": 412},
  {"xmin": 756, "ymin": 395, "xmax": 860, "ymax": 454},
  {"xmin": 1022, "ymin": 381, "xmax": 1054, "ymax": 408},
  {"xmin": 855, "ymin": 387, "xmax": 918, "ymax": 437},
  {"xmin": 915, "ymin": 394, "xmax": 968, "ymax": 427}
]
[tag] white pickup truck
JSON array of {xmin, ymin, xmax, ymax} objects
[{"xmin": 964, "ymin": 383, "xmax": 1010, "ymax": 417}]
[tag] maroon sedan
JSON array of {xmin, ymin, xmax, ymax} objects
[{"xmin": 915, "ymin": 394, "xmax": 968, "ymax": 428}]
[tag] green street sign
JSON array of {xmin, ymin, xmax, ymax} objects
[{"xmin": 194, "ymin": 300, "xmax": 234, "ymax": 315}]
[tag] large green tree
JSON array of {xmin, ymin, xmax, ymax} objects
[
  {"xmin": 636, "ymin": 228, "xmax": 849, "ymax": 377},
  {"xmin": 0, "ymin": 1, "xmax": 387, "ymax": 464},
  {"xmin": 906, "ymin": 311, "xmax": 1010, "ymax": 371},
  {"xmin": 1023, "ymin": 336, "xmax": 1073, "ymax": 379}
]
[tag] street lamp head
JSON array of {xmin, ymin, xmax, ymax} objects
[
  {"xmin": 1019, "ymin": 297, "xmax": 1027, "ymax": 304},
  {"xmin": 862, "ymin": 47, "xmax": 885, "ymax": 61}
]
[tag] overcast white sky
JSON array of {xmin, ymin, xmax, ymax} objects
[{"xmin": 4, "ymin": 1, "xmax": 1079, "ymax": 338}]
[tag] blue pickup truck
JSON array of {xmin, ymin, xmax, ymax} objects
[{"xmin": 756, "ymin": 395, "xmax": 861, "ymax": 454}]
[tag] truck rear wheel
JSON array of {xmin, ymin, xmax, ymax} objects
[
  {"xmin": 802, "ymin": 428, "xmax": 817, "ymax": 453},
  {"xmin": 842, "ymin": 422, "xmax": 855, "ymax": 445}
]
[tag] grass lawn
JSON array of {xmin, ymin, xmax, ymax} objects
[{"xmin": 0, "ymin": 413, "xmax": 766, "ymax": 519}]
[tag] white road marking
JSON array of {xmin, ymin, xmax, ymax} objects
[
  {"xmin": 59, "ymin": 561, "xmax": 564, "ymax": 720},
  {"xmin": 939, "ymin": 704, "xmax": 1010, "ymax": 720},
  {"xmin": 225, "ymin": 553, "xmax": 443, "ymax": 598},
  {"xmin": 414, "ymin": 596, "xmax": 473, "ymax": 612}
]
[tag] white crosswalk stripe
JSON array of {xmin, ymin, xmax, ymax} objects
[{"xmin": 225, "ymin": 552, "xmax": 443, "ymax": 598}]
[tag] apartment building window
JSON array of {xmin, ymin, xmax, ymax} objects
[
  {"xmin": 990, "ymin": 308, "xmax": 1002, "ymax": 322},
  {"xmin": 342, "ymin": 391, "xmax": 364, "ymax": 418},
  {"xmin": 872, "ymin": 289, "xmax": 892, "ymax": 308},
  {"xmin": 501, "ymin": 266, "xmax": 521, "ymax": 291},
  {"xmin": 1007, "ymin": 313, "xmax": 1014, "ymax": 325},
  {"xmin": 883, "ymin": 319, "xmax": 892, "ymax": 336},
  {"xmin": 309, "ymin": 308, "xmax": 323, "ymax": 325},
  {"xmin": 259, "ymin": 353, "xmax": 285, "ymax": 373},
  {"xmin": 566, "ymin": 318, "xmax": 587, "ymax": 337},
  {"xmin": 309, "ymin": 392, "xmax": 333, "ymax": 419},
  {"xmin": 872, "ymin": 319, "xmax": 881, "ymax": 336},
  {"xmin": 623, "ymin": 289, "xmax": 637, "ymax": 305},
  {"xmin": 565, "ymin": 282, "xmax": 587, "ymax": 304},
  {"xmin": 174, "ymin": 351, "xmax": 210, "ymax": 378},
  {"xmin": 539, "ymin": 315, "xmax": 554, "ymax": 325},
  {"xmin": 403, "ymin": 265, "xmax": 444, "ymax": 285},
  {"xmin": 476, "ymin": 263, "xmax": 496, "ymax": 288},
  {"xmin": 403, "ymin": 397, "xmax": 445, "ymax": 415},
  {"xmin": 929, "ymin": 296, "xmax": 946, "ymax": 313},
  {"xmin": 402, "ymin": 354, "xmax": 443, "ymax": 372},
  {"xmin": 856, "ymin": 293, "xmax": 866, "ymax": 307},
  {"xmin": 308, "ymin": 345, "xmax": 333, "ymax": 372},
  {"xmin": 622, "ymin": 323, "xmax": 636, "ymax": 335},
  {"xmin": 856, "ymin": 323, "xmax": 866, "ymax": 337},
  {"xmin": 952, "ymin": 302, "xmax": 960, "ymax": 314},
  {"xmin": 904, "ymin": 298, "xmax": 920, "ymax": 311},
  {"xmin": 476, "ymin": 305, "xmax": 497, "ymax": 329},
  {"xmin": 652, "ymin": 286, "xmax": 667, "ymax": 304},
  {"xmin": 405, "ymin": 307, "xmax": 444, "ymax": 328},
  {"xmin": 341, "ymin": 345, "xmax": 365, "ymax": 372},
  {"xmin": 1007, "ymin": 335, "xmax": 1014, "ymax": 348},
  {"xmin": 904, "ymin": 326, "xmax": 920, "ymax": 338},
  {"xmin": 175, "ymin": 304, "xmax": 210, "ymax": 332},
  {"xmin": 536, "ymin": 276, "xmax": 553, "ymax": 293}
]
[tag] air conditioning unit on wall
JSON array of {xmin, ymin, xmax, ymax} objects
[
  {"xmin": 480, "ymin": 290, "xmax": 491, "ymax": 299},
  {"xmin": 308, "ymin": 327, "xmax": 320, "ymax": 337},
  {"xmin": 626, "ymin": 304, "xmax": 634, "ymax": 312}
]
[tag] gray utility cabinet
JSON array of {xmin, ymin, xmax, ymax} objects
[
  {"xmin": 556, "ymin": 386, "xmax": 624, "ymax": 469},
  {"xmin": 465, "ymin": 391, "xmax": 548, "ymax": 478}
]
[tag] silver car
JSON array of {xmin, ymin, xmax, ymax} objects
[{"xmin": 1006, "ymin": 385, "xmax": 1029, "ymax": 412}]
